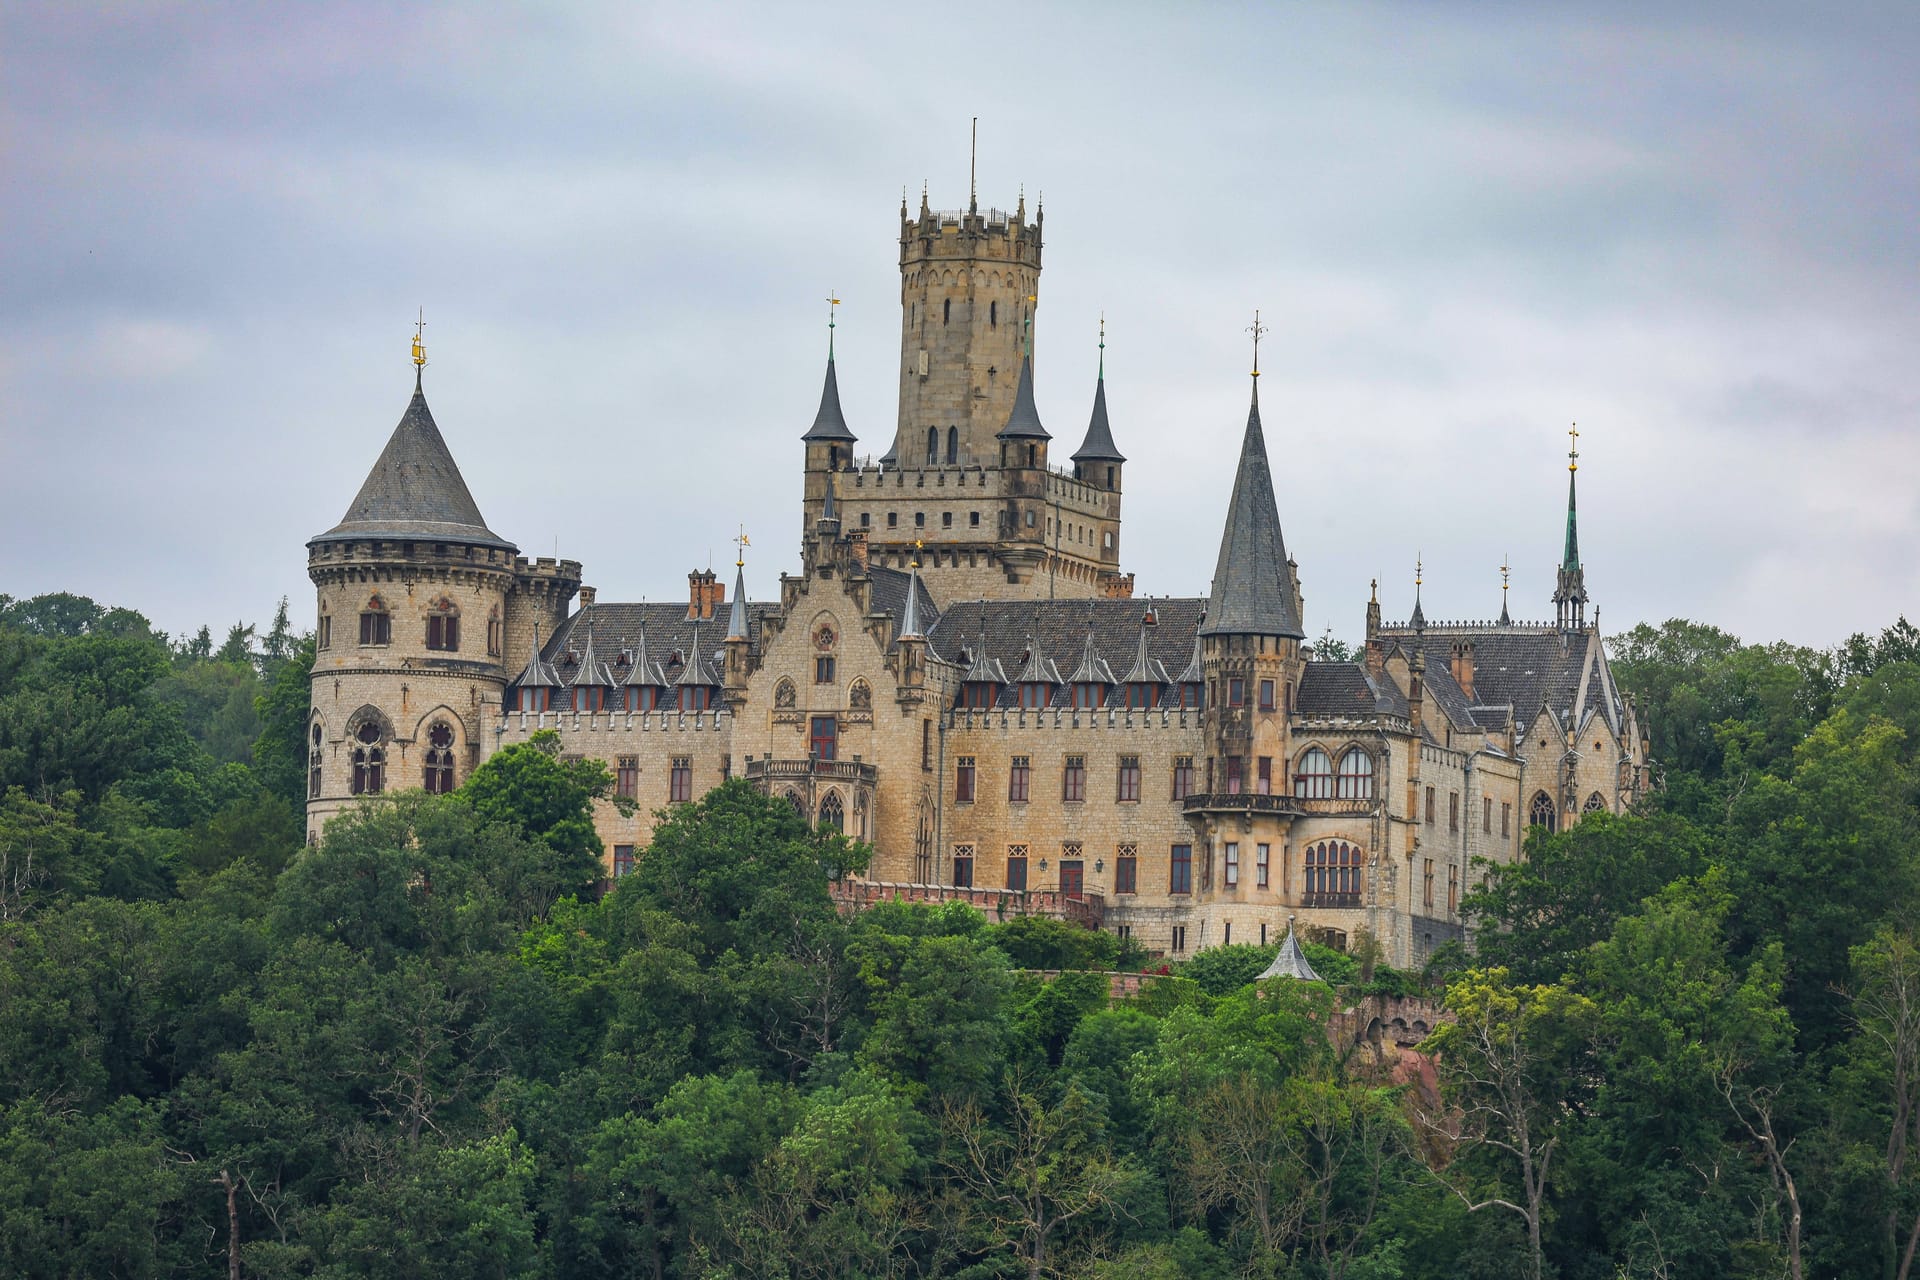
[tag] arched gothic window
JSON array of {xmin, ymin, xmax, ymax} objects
[
  {"xmin": 818, "ymin": 791, "xmax": 844, "ymax": 832},
  {"xmin": 1305, "ymin": 841, "xmax": 1363, "ymax": 903},
  {"xmin": 1293, "ymin": 747, "xmax": 1334, "ymax": 799},
  {"xmin": 308, "ymin": 722, "xmax": 323, "ymax": 799},
  {"xmin": 926, "ymin": 427, "xmax": 939, "ymax": 464},
  {"xmin": 1335, "ymin": 748, "xmax": 1374, "ymax": 800},
  {"xmin": 990, "ymin": 300, "xmax": 997, "ymax": 327},
  {"xmin": 423, "ymin": 721, "xmax": 456, "ymax": 794},
  {"xmin": 1529, "ymin": 791, "xmax": 1558, "ymax": 832},
  {"xmin": 359, "ymin": 596, "xmax": 391, "ymax": 646},
  {"xmin": 350, "ymin": 720, "xmax": 385, "ymax": 795},
  {"xmin": 1583, "ymin": 791, "xmax": 1608, "ymax": 815},
  {"xmin": 486, "ymin": 607, "xmax": 502, "ymax": 657},
  {"xmin": 783, "ymin": 789, "xmax": 806, "ymax": 818},
  {"xmin": 946, "ymin": 425, "xmax": 958, "ymax": 464},
  {"xmin": 943, "ymin": 298, "xmax": 951, "ymax": 325}
]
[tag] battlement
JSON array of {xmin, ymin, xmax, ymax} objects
[
  {"xmin": 499, "ymin": 708, "xmax": 733, "ymax": 735},
  {"xmin": 1377, "ymin": 619, "xmax": 1574, "ymax": 635},
  {"xmin": 942, "ymin": 706, "xmax": 1209, "ymax": 735}
]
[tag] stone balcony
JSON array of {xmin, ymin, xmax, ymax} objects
[{"xmin": 743, "ymin": 758, "xmax": 880, "ymax": 787}]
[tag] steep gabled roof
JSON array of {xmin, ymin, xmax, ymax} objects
[
  {"xmin": 1068, "ymin": 625, "xmax": 1117, "ymax": 685},
  {"xmin": 312, "ymin": 375, "xmax": 515, "ymax": 550},
  {"xmin": 1257, "ymin": 920, "xmax": 1322, "ymax": 982},
  {"xmin": 1200, "ymin": 382, "xmax": 1304, "ymax": 639}
]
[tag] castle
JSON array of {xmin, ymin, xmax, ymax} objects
[{"xmin": 304, "ymin": 186, "xmax": 1649, "ymax": 967}]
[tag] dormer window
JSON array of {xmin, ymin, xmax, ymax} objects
[
  {"xmin": 1019, "ymin": 682, "xmax": 1050, "ymax": 710},
  {"xmin": 959, "ymin": 683, "xmax": 996, "ymax": 710},
  {"xmin": 678, "ymin": 685, "xmax": 712, "ymax": 712},
  {"xmin": 1126, "ymin": 683, "xmax": 1158, "ymax": 709},
  {"xmin": 1071, "ymin": 683, "xmax": 1104, "ymax": 710}
]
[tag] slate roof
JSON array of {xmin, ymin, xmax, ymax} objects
[
  {"xmin": 1296, "ymin": 662, "xmax": 1409, "ymax": 718},
  {"xmin": 526, "ymin": 602, "xmax": 781, "ymax": 691},
  {"xmin": 312, "ymin": 377, "xmax": 516, "ymax": 551},
  {"xmin": 1070, "ymin": 373, "xmax": 1125, "ymax": 463},
  {"xmin": 800, "ymin": 351, "xmax": 856, "ymax": 442},
  {"xmin": 1374, "ymin": 624, "xmax": 1607, "ymax": 730},
  {"xmin": 867, "ymin": 566, "xmax": 940, "ymax": 650},
  {"xmin": 1200, "ymin": 384, "xmax": 1304, "ymax": 639},
  {"xmin": 995, "ymin": 356, "xmax": 1051, "ymax": 440},
  {"xmin": 931, "ymin": 598, "xmax": 1206, "ymax": 708},
  {"xmin": 1257, "ymin": 922, "xmax": 1323, "ymax": 982}
]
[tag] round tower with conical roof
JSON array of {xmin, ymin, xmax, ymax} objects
[{"xmin": 303, "ymin": 365, "xmax": 520, "ymax": 841}]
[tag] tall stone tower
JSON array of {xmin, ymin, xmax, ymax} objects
[
  {"xmin": 304, "ymin": 361, "xmax": 520, "ymax": 842},
  {"xmin": 799, "ymin": 188, "xmax": 1131, "ymax": 605},
  {"xmin": 891, "ymin": 188, "xmax": 1043, "ymax": 468}
]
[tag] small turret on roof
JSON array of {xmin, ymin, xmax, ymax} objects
[
  {"xmin": 727, "ymin": 563, "xmax": 750, "ymax": 641},
  {"xmin": 674, "ymin": 622, "xmax": 718, "ymax": 687},
  {"xmin": 964, "ymin": 622, "xmax": 1009, "ymax": 685},
  {"xmin": 900, "ymin": 563, "xmax": 926, "ymax": 640},
  {"xmin": 1071, "ymin": 324, "xmax": 1124, "ymax": 464},
  {"xmin": 996, "ymin": 355, "xmax": 1051, "ymax": 441},
  {"xmin": 1176, "ymin": 622, "xmax": 1206, "ymax": 686},
  {"xmin": 1014, "ymin": 629, "xmax": 1062, "ymax": 685},
  {"xmin": 1257, "ymin": 917, "xmax": 1323, "ymax": 982}
]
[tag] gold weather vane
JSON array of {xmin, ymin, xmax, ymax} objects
[
  {"xmin": 411, "ymin": 308, "xmax": 427, "ymax": 368},
  {"xmin": 1568, "ymin": 422, "xmax": 1580, "ymax": 472},
  {"xmin": 912, "ymin": 536, "xmax": 924, "ymax": 570},
  {"xmin": 733, "ymin": 525, "xmax": 750, "ymax": 569},
  {"xmin": 1416, "ymin": 554, "xmax": 1423, "ymax": 589},
  {"xmin": 1248, "ymin": 309, "xmax": 1268, "ymax": 377},
  {"xmin": 1501, "ymin": 555, "xmax": 1511, "ymax": 608},
  {"xmin": 827, "ymin": 293, "xmax": 840, "ymax": 355}
]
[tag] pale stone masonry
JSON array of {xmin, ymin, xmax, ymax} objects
[{"xmin": 307, "ymin": 183, "xmax": 1650, "ymax": 969}]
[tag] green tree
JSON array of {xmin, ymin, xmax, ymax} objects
[
  {"xmin": 461, "ymin": 729, "xmax": 629, "ymax": 896},
  {"xmin": 252, "ymin": 636, "xmax": 315, "ymax": 810}
]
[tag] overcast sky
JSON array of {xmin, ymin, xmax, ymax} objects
[{"xmin": 3, "ymin": 2, "xmax": 1914, "ymax": 649}]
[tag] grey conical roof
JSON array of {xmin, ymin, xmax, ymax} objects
[
  {"xmin": 1071, "ymin": 372, "xmax": 1125, "ymax": 463},
  {"xmin": 312, "ymin": 374, "xmax": 515, "ymax": 550},
  {"xmin": 1257, "ymin": 919, "xmax": 1323, "ymax": 982},
  {"xmin": 1200, "ymin": 382, "xmax": 1304, "ymax": 639},
  {"xmin": 996, "ymin": 356, "xmax": 1051, "ymax": 441},
  {"xmin": 801, "ymin": 351, "xmax": 856, "ymax": 442}
]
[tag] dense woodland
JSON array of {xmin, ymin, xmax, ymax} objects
[{"xmin": 0, "ymin": 589, "xmax": 1916, "ymax": 1279}]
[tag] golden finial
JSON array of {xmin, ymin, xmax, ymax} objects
[
  {"xmin": 733, "ymin": 525, "xmax": 750, "ymax": 569},
  {"xmin": 1098, "ymin": 311, "xmax": 1106, "ymax": 377},
  {"xmin": 1247, "ymin": 309, "xmax": 1268, "ymax": 377},
  {"xmin": 912, "ymin": 536, "xmax": 924, "ymax": 570},
  {"xmin": 1415, "ymin": 553, "xmax": 1423, "ymax": 589},
  {"xmin": 1568, "ymin": 422, "xmax": 1579, "ymax": 472},
  {"xmin": 411, "ymin": 307, "xmax": 427, "ymax": 369}
]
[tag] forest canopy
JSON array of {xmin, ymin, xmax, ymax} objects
[{"xmin": 0, "ymin": 592, "xmax": 1915, "ymax": 1279}]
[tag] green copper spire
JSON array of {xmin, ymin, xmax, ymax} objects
[{"xmin": 1552, "ymin": 423, "xmax": 1588, "ymax": 630}]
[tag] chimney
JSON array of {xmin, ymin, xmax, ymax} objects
[
  {"xmin": 847, "ymin": 531, "xmax": 870, "ymax": 572},
  {"xmin": 578, "ymin": 585, "xmax": 597, "ymax": 607},
  {"xmin": 687, "ymin": 569, "xmax": 723, "ymax": 620},
  {"xmin": 1451, "ymin": 640, "xmax": 1475, "ymax": 701}
]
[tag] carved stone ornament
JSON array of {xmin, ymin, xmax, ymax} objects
[
  {"xmin": 848, "ymin": 680, "xmax": 872, "ymax": 710},
  {"xmin": 775, "ymin": 679, "xmax": 796, "ymax": 708},
  {"xmin": 814, "ymin": 624, "xmax": 837, "ymax": 651}
]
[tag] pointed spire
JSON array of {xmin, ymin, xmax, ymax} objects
[
  {"xmin": 1069, "ymin": 616, "xmax": 1116, "ymax": 685},
  {"xmin": 1499, "ymin": 556, "xmax": 1512, "ymax": 626},
  {"xmin": 964, "ymin": 606, "xmax": 1007, "ymax": 685},
  {"xmin": 1200, "ymin": 363, "xmax": 1304, "ymax": 639},
  {"xmin": 515, "ymin": 621, "xmax": 559, "ymax": 689},
  {"xmin": 1257, "ymin": 916, "xmax": 1323, "ymax": 982},
  {"xmin": 1014, "ymin": 626, "xmax": 1061, "ymax": 686},
  {"xmin": 1552, "ymin": 424, "xmax": 1588, "ymax": 630},
  {"xmin": 1071, "ymin": 315, "xmax": 1125, "ymax": 464},
  {"xmin": 571, "ymin": 613, "xmax": 612, "ymax": 688},
  {"xmin": 675, "ymin": 621, "xmax": 714, "ymax": 687},
  {"xmin": 1123, "ymin": 610, "xmax": 1169, "ymax": 685},
  {"xmin": 622, "ymin": 621, "xmax": 663, "ymax": 688},
  {"xmin": 1410, "ymin": 556, "xmax": 1426, "ymax": 631},
  {"xmin": 727, "ymin": 566, "xmax": 749, "ymax": 642},
  {"xmin": 312, "ymin": 363, "xmax": 515, "ymax": 551},
  {"xmin": 801, "ymin": 307, "xmax": 856, "ymax": 443},
  {"xmin": 1177, "ymin": 621, "xmax": 1206, "ymax": 685},
  {"xmin": 996, "ymin": 354, "xmax": 1050, "ymax": 440},
  {"xmin": 901, "ymin": 560, "xmax": 926, "ymax": 640},
  {"xmin": 821, "ymin": 467, "xmax": 838, "ymax": 523}
]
